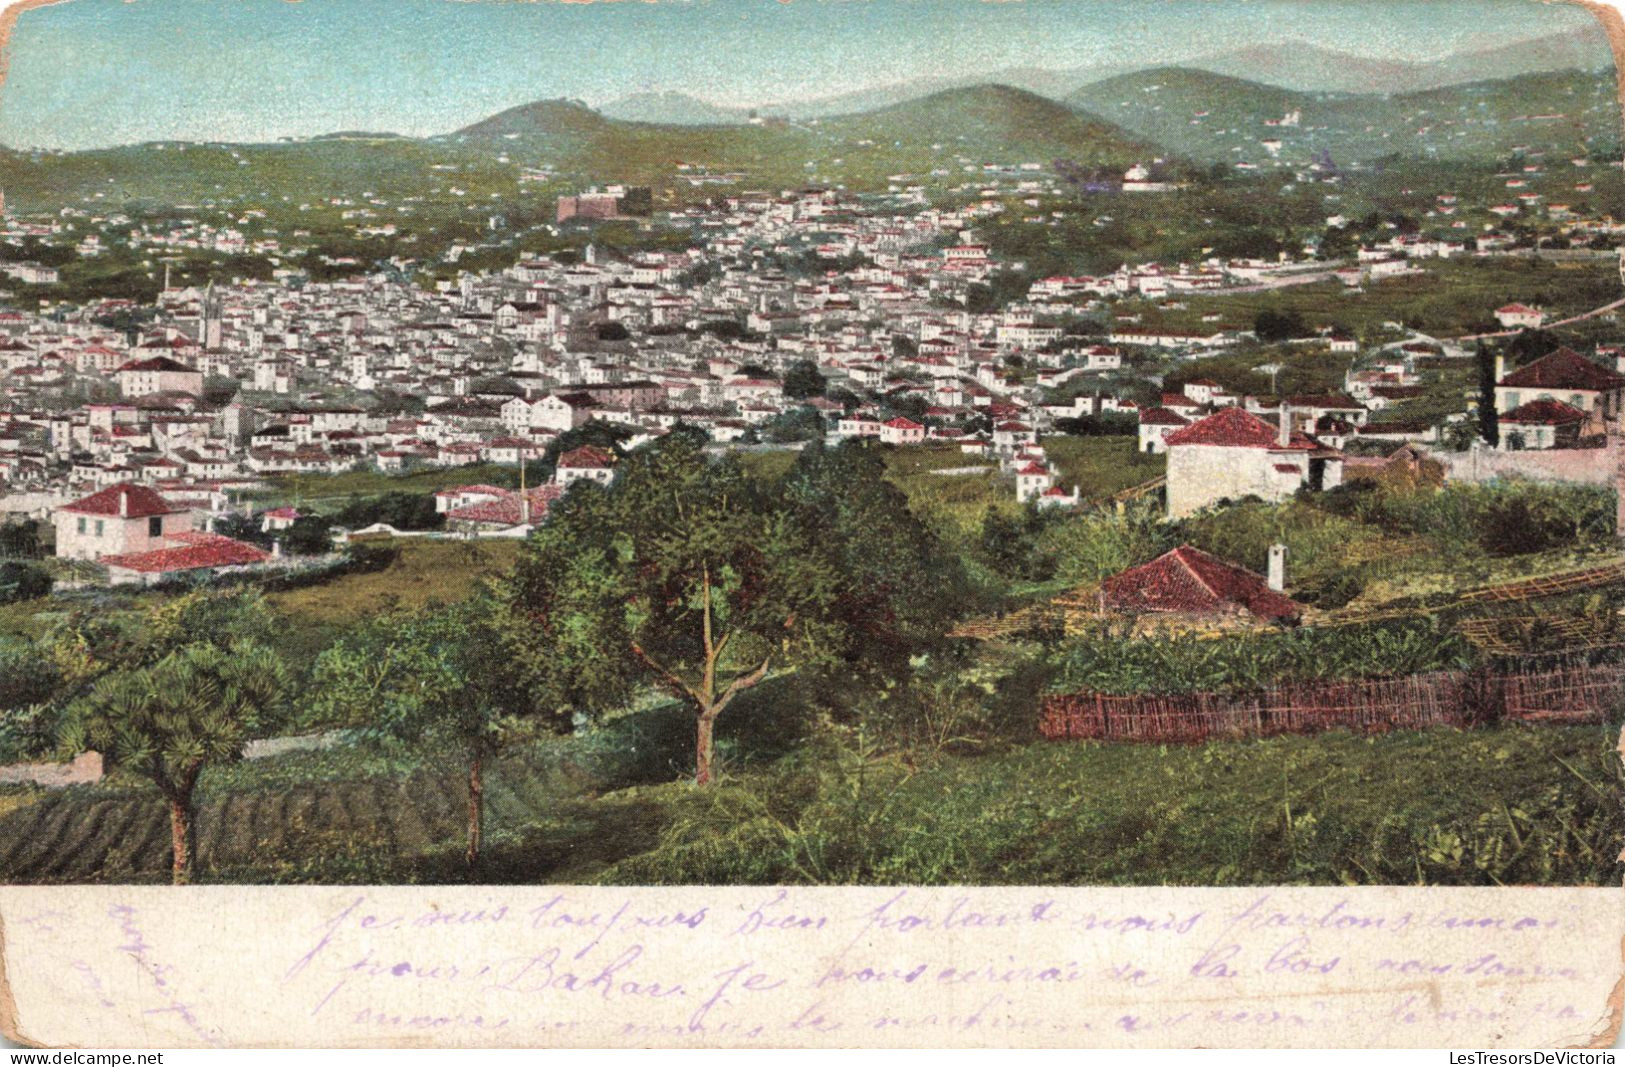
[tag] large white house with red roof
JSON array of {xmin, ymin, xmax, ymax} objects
[
  {"xmin": 53, "ymin": 482, "xmax": 271, "ymax": 584},
  {"xmin": 1164, "ymin": 406, "xmax": 1343, "ymax": 518},
  {"xmin": 555, "ymin": 445, "xmax": 617, "ymax": 486},
  {"xmin": 1494, "ymin": 348, "xmax": 1625, "ymax": 435},
  {"xmin": 53, "ymin": 482, "xmax": 193, "ymax": 561}
]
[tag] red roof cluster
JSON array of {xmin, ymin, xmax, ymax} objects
[
  {"xmin": 1100, "ymin": 545, "xmax": 1302, "ymax": 622},
  {"xmin": 60, "ymin": 483, "xmax": 182, "ymax": 518}
]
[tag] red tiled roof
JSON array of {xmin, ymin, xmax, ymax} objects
[
  {"xmin": 883, "ymin": 417, "xmax": 923, "ymax": 430},
  {"xmin": 1100, "ymin": 545, "xmax": 1302, "ymax": 622},
  {"xmin": 60, "ymin": 482, "xmax": 182, "ymax": 518},
  {"xmin": 1139, "ymin": 406, "xmax": 1190, "ymax": 427},
  {"xmin": 447, "ymin": 484, "xmax": 563, "ymax": 526},
  {"xmin": 1164, "ymin": 406, "xmax": 1327, "ymax": 451},
  {"xmin": 101, "ymin": 532, "xmax": 271, "ymax": 575},
  {"xmin": 116, "ymin": 356, "xmax": 196, "ymax": 374},
  {"xmin": 433, "ymin": 484, "xmax": 508, "ymax": 497},
  {"xmin": 1501, "ymin": 398, "xmax": 1589, "ymax": 425},
  {"xmin": 1497, "ymin": 348, "xmax": 1624, "ymax": 392},
  {"xmin": 557, "ymin": 445, "xmax": 617, "ymax": 470}
]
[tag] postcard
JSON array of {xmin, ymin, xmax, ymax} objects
[{"xmin": 0, "ymin": 0, "xmax": 1621, "ymax": 1049}]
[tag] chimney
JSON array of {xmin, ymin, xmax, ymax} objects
[
  {"xmin": 1277, "ymin": 404, "xmax": 1291, "ymax": 447},
  {"xmin": 1495, "ymin": 353, "xmax": 1506, "ymax": 383},
  {"xmin": 271, "ymin": 539, "xmax": 283, "ymax": 560},
  {"xmin": 521, "ymin": 492, "xmax": 531, "ymax": 527},
  {"xmin": 118, "ymin": 487, "xmax": 128, "ymax": 518},
  {"xmin": 1268, "ymin": 544, "xmax": 1288, "ymax": 593}
]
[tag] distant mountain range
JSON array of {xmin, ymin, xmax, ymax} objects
[
  {"xmin": 1066, "ymin": 66, "xmax": 1621, "ymax": 164},
  {"xmin": 598, "ymin": 25, "xmax": 1615, "ymax": 124},
  {"xmin": 0, "ymin": 39, "xmax": 1618, "ymax": 216},
  {"xmin": 454, "ymin": 84, "xmax": 1155, "ymax": 182}
]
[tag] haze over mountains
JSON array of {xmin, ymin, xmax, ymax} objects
[{"xmin": 598, "ymin": 25, "xmax": 1615, "ymax": 124}]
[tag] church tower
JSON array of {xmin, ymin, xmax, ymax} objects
[{"xmin": 202, "ymin": 281, "xmax": 223, "ymax": 350}]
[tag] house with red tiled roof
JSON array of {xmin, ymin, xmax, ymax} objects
[
  {"xmin": 1495, "ymin": 348, "xmax": 1624, "ymax": 435},
  {"xmin": 1098, "ymin": 545, "xmax": 1302, "ymax": 625},
  {"xmin": 260, "ymin": 506, "xmax": 303, "ymax": 533},
  {"xmin": 445, "ymin": 484, "xmax": 564, "ymax": 534},
  {"xmin": 555, "ymin": 445, "xmax": 618, "ymax": 487},
  {"xmin": 879, "ymin": 416, "xmax": 925, "ymax": 446},
  {"xmin": 1015, "ymin": 461, "xmax": 1055, "ymax": 503},
  {"xmin": 53, "ymin": 482, "xmax": 192, "ymax": 561},
  {"xmin": 1164, "ymin": 406, "xmax": 1342, "ymax": 518},
  {"xmin": 1137, "ymin": 406, "xmax": 1190, "ymax": 454},
  {"xmin": 1498, "ymin": 398, "xmax": 1589, "ymax": 450},
  {"xmin": 1495, "ymin": 303, "xmax": 1546, "ymax": 329}
]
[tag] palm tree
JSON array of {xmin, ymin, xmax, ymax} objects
[{"xmin": 65, "ymin": 642, "xmax": 287, "ymax": 884}]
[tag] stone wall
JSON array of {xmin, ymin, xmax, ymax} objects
[
  {"xmin": 1434, "ymin": 446, "xmax": 1616, "ymax": 487},
  {"xmin": 0, "ymin": 750, "xmax": 103, "ymax": 788}
]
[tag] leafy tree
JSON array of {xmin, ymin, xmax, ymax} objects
[
  {"xmin": 334, "ymin": 491, "xmax": 444, "ymax": 532},
  {"xmin": 759, "ymin": 406, "xmax": 829, "ymax": 444},
  {"xmin": 282, "ymin": 515, "xmax": 334, "ymax": 556},
  {"xmin": 310, "ymin": 598, "xmax": 536, "ymax": 868},
  {"xmin": 1475, "ymin": 342, "xmax": 1500, "ymax": 448},
  {"xmin": 213, "ymin": 513, "xmax": 274, "ymax": 548},
  {"xmin": 0, "ymin": 562, "xmax": 51, "ymax": 605},
  {"xmin": 1507, "ymin": 330, "xmax": 1558, "ymax": 365},
  {"xmin": 1253, "ymin": 309, "xmax": 1307, "ymax": 343},
  {"xmin": 783, "ymin": 359, "xmax": 826, "ymax": 400},
  {"xmin": 64, "ymin": 640, "xmax": 287, "ymax": 884},
  {"xmin": 780, "ymin": 441, "xmax": 969, "ymax": 691},
  {"xmin": 508, "ymin": 434, "xmax": 843, "ymax": 784}
]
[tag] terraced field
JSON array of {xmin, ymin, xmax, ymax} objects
[{"xmin": 0, "ymin": 747, "xmax": 669, "ymax": 885}]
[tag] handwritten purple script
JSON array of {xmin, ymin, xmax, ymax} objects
[{"xmin": 0, "ymin": 887, "xmax": 1616, "ymax": 1047}]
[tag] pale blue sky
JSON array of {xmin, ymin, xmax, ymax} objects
[{"xmin": 0, "ymin": 0, "xmax": 1607, "ymax": 149}]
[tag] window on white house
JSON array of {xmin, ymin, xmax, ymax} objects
[
  {"xmin": 94, "ymin": 520, "xmax": 104, "ymax": 537},
  {"xmin": 76, "ymin": 517, "xmax": 85, "ymax": 535}
]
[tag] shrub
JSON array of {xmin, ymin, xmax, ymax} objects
[
  {"xmin": 0, "ymin": 561, "xmax": 52, "ymax": 605},
  {"xmin": 1049, "ymin": 618, "xmax": 1478, "ymax": 696}
]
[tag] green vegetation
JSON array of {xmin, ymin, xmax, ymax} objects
[
  {"xmin": 0, "ymin": 714, "xmax": 1613, "ymax": 886},
  {"xmin": 0, "ymin": 438, "xmax": 1621, "ymax": 887}
]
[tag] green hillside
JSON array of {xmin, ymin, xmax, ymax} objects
[
  {"xmin": 1067, "ymin": 66, "xmax": 1621, "ymax": 165},
  {"xmin": 0, "ymin": 85, "xmax": 1153, "ymax": 216}
]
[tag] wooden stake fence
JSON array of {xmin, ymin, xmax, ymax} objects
[{"xmin": 1039, "ymin": 662, "xmax": 1622, "ymax": 743}]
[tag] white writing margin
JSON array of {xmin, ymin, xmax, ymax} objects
[{"xmin": 0, "ymin": 885, "xmax": 1619, "ymax": 1048}]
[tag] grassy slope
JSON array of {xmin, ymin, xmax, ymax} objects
[{"xmin": 0, "ymin": 718, "xmax": 1613, "ymax": 885}]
